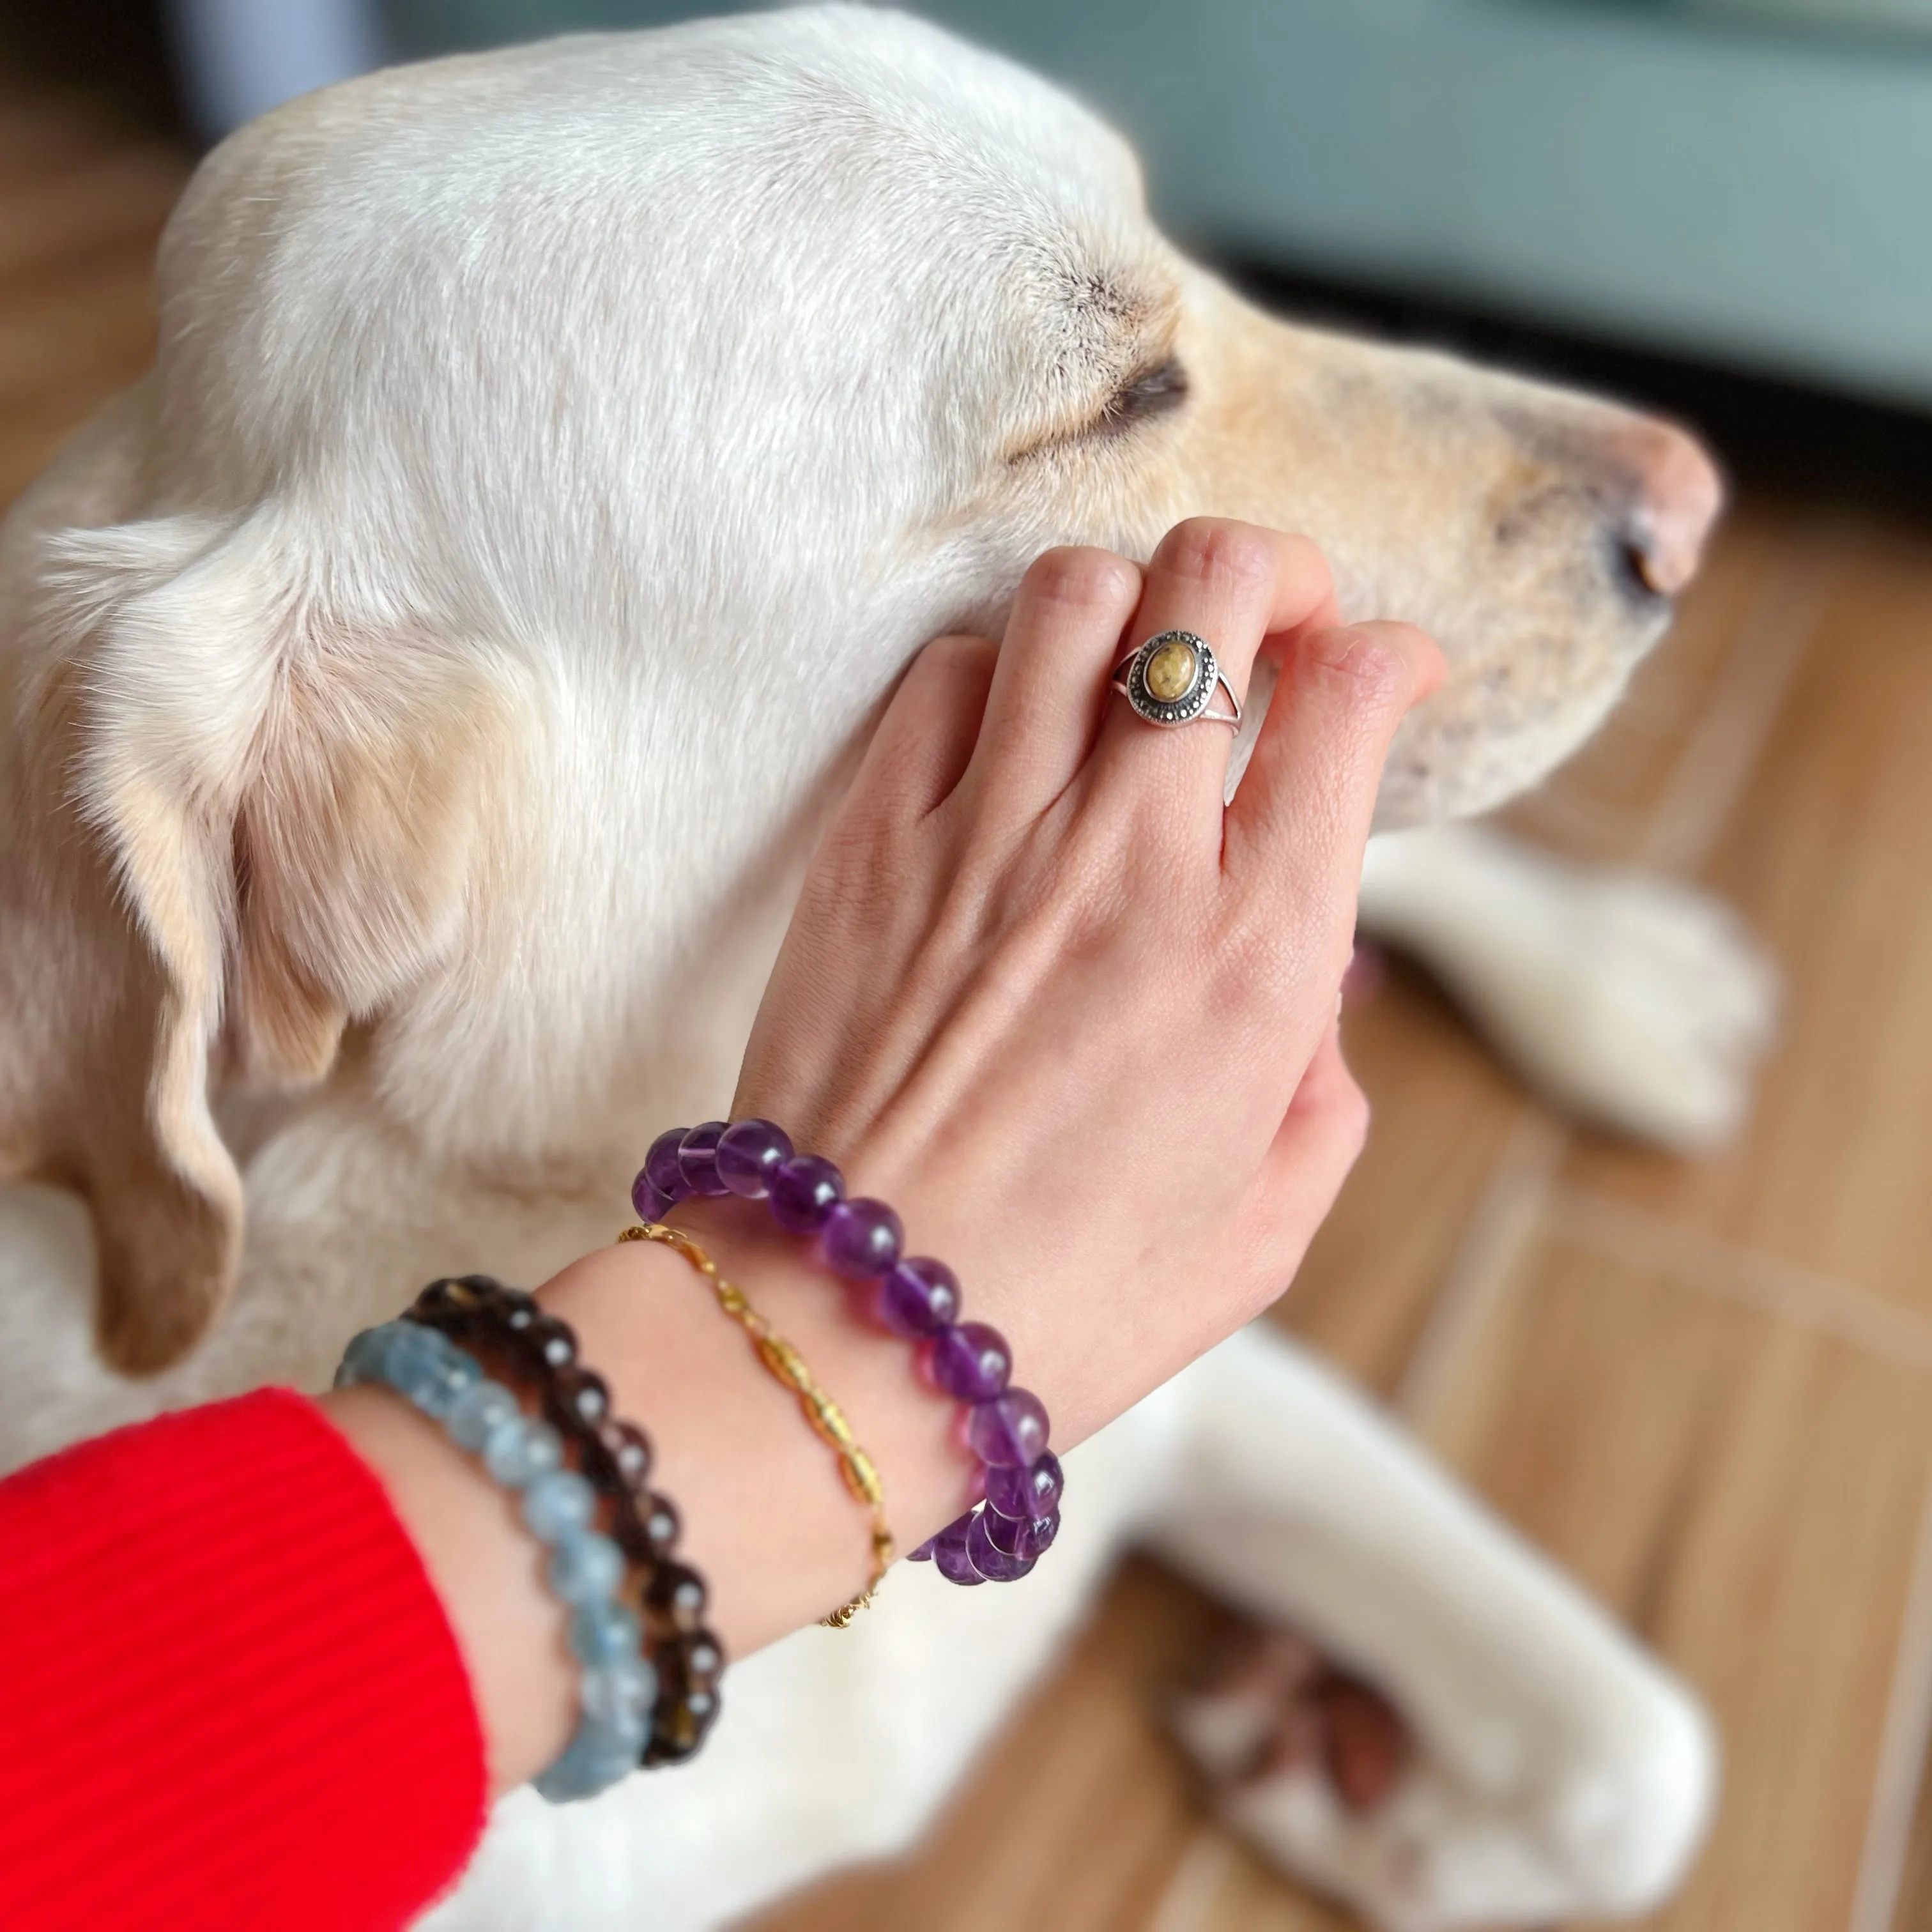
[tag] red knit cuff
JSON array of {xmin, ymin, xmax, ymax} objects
[{"xmin": 0, "ymin": 1388, "xmax": 489, "ymax": 1932}]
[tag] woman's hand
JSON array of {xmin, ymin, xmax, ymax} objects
[{"xmin": 730, "ymin": 518, "xmax": 1440, "ymax": 1448}]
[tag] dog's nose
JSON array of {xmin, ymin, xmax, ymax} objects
[{"xmin": 1612, "ymin": 418, "xmax": 1724, "ymax": 598}]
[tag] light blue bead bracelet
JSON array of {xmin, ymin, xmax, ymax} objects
[{"xmin": 336, "ymin": 1317, "xmax": 658, "ymax": 1804}]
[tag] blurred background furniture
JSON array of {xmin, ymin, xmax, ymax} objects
[{"xmin": 163, "ymin": 0, "xmax": 1932, "ymax": 415}]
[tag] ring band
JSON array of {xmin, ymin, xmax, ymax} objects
[{"xmin": 1110, "ymin": 631, "xmax": 1241, "ymax": 729}]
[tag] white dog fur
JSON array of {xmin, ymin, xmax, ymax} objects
[{"xmin": 0, "ymin": 10, "xmax": 1775, "ymax": 1926}]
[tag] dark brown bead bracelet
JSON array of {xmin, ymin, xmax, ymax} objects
[{"xmin": 405, "ymin": 1275, "xmax": 726, "ymax": 1769}]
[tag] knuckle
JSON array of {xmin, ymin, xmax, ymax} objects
[
  {"xmin": 1023, "ymin": 546, "xmax": 1137, "ymax": 615},
  {"xmin": 1158, "ymin": 518, "xmax": 1276, "ymax": 599}
]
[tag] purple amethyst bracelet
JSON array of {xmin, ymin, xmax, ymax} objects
[{"xmin": 633, "ymin": 1118, "xmax": 1063, "ymax": 1586}]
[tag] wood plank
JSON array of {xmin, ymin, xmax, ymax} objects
[
  {"xmin": 1567, "ymin": 523, "xmax": 1932, "ymax": 1322},
  {"xmin": 1424, "ymin": 1223, "xmax": 1932, "ymax": 1931}
]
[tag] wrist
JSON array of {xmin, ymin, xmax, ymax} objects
[{"xmin": 538, "ymin": 1205, "xmax": 977, "ymax": 1649}]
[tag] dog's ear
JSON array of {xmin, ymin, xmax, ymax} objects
[{"xmin": 6, "ymin": 514, "xmax": 519, "ymax": 1374}]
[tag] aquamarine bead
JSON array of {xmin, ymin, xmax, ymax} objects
[
  {"xmin": 521, "ymin": 1469, "xmax": 597, "ymax": 1544},
  {"xmin": 482, "ymin": 1413, "xmax": 564, "ymax": 1487},
  {"xmin": 532, "ymin": 1717, "xmax": 640, "ymax": 1804},
  {"xmin": 385, "ymin": 1325, "xmax": 466, "ymax": 1417},
  {"xmin": 579, "ymin": 1708, "xmax": 649, "ymax": 1754},
  {"xmin": 418, "ymin": 1346, "xmax": 484, "ymax": 1420},
  {"xmin": 446, "ymin": 1378, "xmax": 520, "ymax": 1450},
  {"xmin": 549, "ymin": 1529, "xmax": 625, "ymax": 1605},
  {"xmin": 569, "ymin": 1600, "xmax": 643, "ymax": 1667},
  {"xmin": 580, "ymin": 1654, "xmax": 658, "ymax": 1729},
  {"xmin": 334, "ymin": 1324, "xmax": 393, "ymax": 1387}
]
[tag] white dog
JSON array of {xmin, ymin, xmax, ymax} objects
[{"xmin": 0, "ymin": 10, "xmax": 1777, "ymax": 1927}]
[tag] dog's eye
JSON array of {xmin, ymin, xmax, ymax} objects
[{"xmin": 1096, "ymin": 355, "xmax": 1188, "ymax": 435}]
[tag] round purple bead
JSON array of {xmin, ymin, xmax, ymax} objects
[
  {"xmin": 768, "ymin": 1154, "xmax": 845, "ymax": 1233},
  {"xmin": 642, "ymin": 1128, "xmax": 689, "ymax": 1204},
  {"xmin": 819, "ymin": 1197, "xmax": 904, "ymax": 1280},
  {"xmin": 966, "ymin": 1387, "xmax": 1050, "ymax": 1467},
  {"xmin": 715, "ymin": 1117, "xmax": 793, "ymax": 1199},
  {"xmin": 630, "ymin": 1169, "xmax": 674, "ymax": 1224},
  {"xmin": 965, "ymin": 1508, "xmax": 1038, "ymax": 1582},
  {"xmin": 930, "ymin": 1321, "xmax": 1012, "ymax": 1402},
  {"xmin": 677, "ymin": 1121, "xmax": 732, "ymax": 1197},
  {"xmin": 931, "ymin": 1516, "xmax": 985, "ymax": 1586},
  {"xmin": 983, "ymin": 1505, "xmax": 1059, "ymax": 1561},
  {"xmin": 985, "ymin": 1452, "xmax": 1063, "ymax": 1522},
  {"xmin": 875, "ymin": 1257, "xmax": 962, "ymax": 1339},
  {"xmin": 905, "ymin": 1535, "xmax": 940, "ymax": 1563}
]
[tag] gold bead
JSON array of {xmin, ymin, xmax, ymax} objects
[{"xmin": 1144, "ymin": 638, "xmax": 1199, "ymax": 704}]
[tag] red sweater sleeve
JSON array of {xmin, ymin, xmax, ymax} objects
[{"xmin": 0, "ymin": 1388, "xmax": 489, "ymax": 1932}]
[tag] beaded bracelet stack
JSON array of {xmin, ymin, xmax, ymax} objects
[
  {"xmin": 334, "ymin": 1114, "xmax": 1057, "ymax": 1806},
  {"xmin": 633, "ymin": 1118, "xmax": 1064, "ymax": 1588},
  {"xmin": 336, "ymin": 1276, "xmax": 723, "ymax": 1804}
]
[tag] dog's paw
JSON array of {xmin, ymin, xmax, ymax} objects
[
  {"xmin": 1170, "ymin": 1624, "xmax": 1715, "ymax": 1932},
  {"xmin": 1446, "ymin": 864, "xmax": 1778, "ymax": 1151}
]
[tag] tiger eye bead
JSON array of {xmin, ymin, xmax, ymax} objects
[
  {"xmin": 584, "ymin": 1418, "xmax": 652, "ymax": 1494},
  {"xmin": 513, "ymin": 1314, "xmax": 577, "ymax": 1372},
  {"xmin": 644, "ymin": 1631, "xmax": 725, "ymax": 1766},
  {"xmin": 646, "ymin": 1561, "xmax": 710, "ymax": 1635},
  {"xmin": 491, "ymin": 1290, "xmax": 538, "ymax": 1332},
  {"xmin": 544, "ymin": 1365, "xmax": 611, "ymax": 1433},
  {"xmin": 614, "ymin": 1491, "xmax": 681, "ymax": 1563},
  {"xmin": 643, "ymin": 1701, "xmax": 708, "ymax": 1767},
  {"xmin": 679, "ymin": 1630, "xmax": 725, "ymax": 1689},
  {"xmin": 474, "ymin": 1277, "xmax": 533, "ymax": 1319}
]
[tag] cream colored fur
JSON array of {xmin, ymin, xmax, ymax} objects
[{"xmin": 0, "ymin": 10, "xmax": 1769, "ymax": 1926}]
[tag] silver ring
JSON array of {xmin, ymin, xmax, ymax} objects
[{"xmin": 1110, "ymin": 631, "xmax": 1242, "ymax": 729}]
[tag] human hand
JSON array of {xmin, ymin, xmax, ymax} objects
[{"xmin": 728, "ymin": 518, "xmax": 1441, "ymax": 1452}]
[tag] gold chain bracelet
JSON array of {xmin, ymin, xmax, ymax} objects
[{"xmin": 618, "ymin": 1222, "xmax": 894, "ymax": 1626}]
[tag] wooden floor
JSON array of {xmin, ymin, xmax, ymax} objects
[{"xmin": 13, "ymin": 80, "xmax": 1932, "ymax": 1932}]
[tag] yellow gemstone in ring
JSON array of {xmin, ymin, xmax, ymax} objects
[{"xmin": 1144, "ymin": 639, "xmax": 1199, "ymax": 704}]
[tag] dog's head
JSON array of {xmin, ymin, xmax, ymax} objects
[{"xmin": 0, "ymin": 6, "xmax": 1719, "ymax": 1371}]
